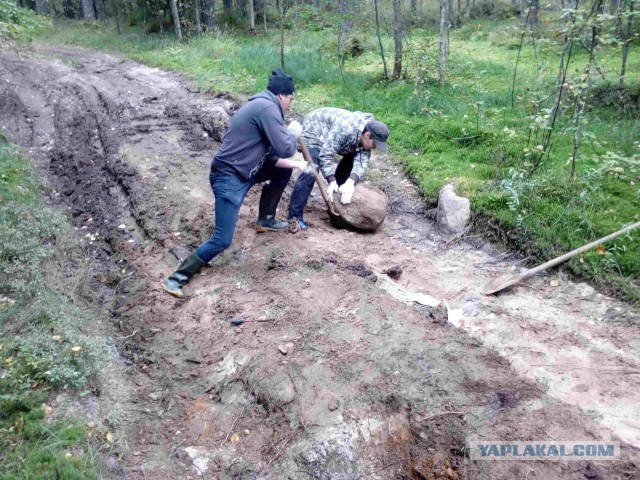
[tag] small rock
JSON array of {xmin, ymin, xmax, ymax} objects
[
  {"xmin": 328, "ymin": 398, "xmax": 339, "ymax": 411},
  {"xmin": 278, "ymin": 344, "xmax": 289, "ymax": 355},
  {"xmin": 578, "ymin": 283, "xmax": 595, "ymax": 298},
  {"xmin": 383, "ymin": 266, "xmax": 403, "ymax": 280},
  {"xmin": 550, "ymin": 279, "xmax": 560, "ymax": 287},
  {"xmin": 149, "ymin": 392, "xmax": 161, "ymax": 401}
]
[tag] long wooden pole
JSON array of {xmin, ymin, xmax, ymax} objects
[{"xmin": 484, "ymin": 221, "xmax": 640, "ymax": 295}]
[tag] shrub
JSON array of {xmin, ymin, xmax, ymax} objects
[{"xmin": 0, "ymin": 1, "xmax": 47, "ymax": 40}]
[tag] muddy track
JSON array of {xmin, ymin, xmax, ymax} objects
[{"xmin": 1, "ymin": 44, "xmax": 639, "ymax": 479}]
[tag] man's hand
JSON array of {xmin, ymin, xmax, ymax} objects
[
  {"xmin": 326, "ymin": 181, "xmax": 339, "ymax": 203},
  {"xmin": 302, "ymin": 163, "xmax": 318, "ymax": 175},
  {"xmin": 287, "ymin": 120, "xmax": 303, "ymax": 138},
  {"xmin": 338, "ymin": 178, "xmax": 356, "ymax": 204}
]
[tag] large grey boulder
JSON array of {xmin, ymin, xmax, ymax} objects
[
  {"xmin": 331, "ymin": 184, "xmax": 387, "ymax": 232},
  {"xmin": 437, "ymin": 184, "xmax": 471, "ymax": 235}
]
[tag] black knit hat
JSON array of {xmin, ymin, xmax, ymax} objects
[{"xmin": 267, "ymin": 68, "xmax": 296, "ymax": 95}]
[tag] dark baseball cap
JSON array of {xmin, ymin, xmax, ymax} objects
[{"xmin": 366, "ymin": 120, "xmax": 389, "ymax": 151}]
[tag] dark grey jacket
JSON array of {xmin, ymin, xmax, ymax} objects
[{"xmin": 211, "ymin": 90, "xmax": 297, "ymax": 180}]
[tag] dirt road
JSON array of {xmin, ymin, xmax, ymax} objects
[{"xmin": 2, "ymin": 43, "xmax": 639, "ymax": 479}]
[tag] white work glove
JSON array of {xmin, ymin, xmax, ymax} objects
[
  {"xmin": 302, "ymin": 163, "xmax": 318, "ymax": 175},
  {"xmin": 287, "ymin": 120, "xmax": 303, "ymax": 138},
  {"xmin": 338, "ymin": 178, "xmax": 356, "ymax": 204},
  {"xmin": 326, "ymin": 181, "xmax": 339, "ymax": 203},
  {"xmin": 295, "ymin": 160, "xmax": 316, "ymax": 174}
]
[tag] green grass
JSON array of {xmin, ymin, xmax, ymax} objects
[
  {"xmin": 0, "ymin": 135, "xmax": 104, "ymax": 479},
  {"xmin": 0, "ymin": 392, "xmax": 98, "ymax": 480},
  {"xmin": 35, "ymin": 16, "xmax": 640, "ymax": 300}
]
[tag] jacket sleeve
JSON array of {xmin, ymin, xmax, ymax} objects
[
  {"xmin": 257, "ymin": 105, "xmax": 298, "ymax": 159},
  {"xmin": 349, "ymin": 150, "xmax": 370, "ymax": 183},
  {"xmin": 318, "ymin": 128, "xmax": 350, "ymax": 181}
]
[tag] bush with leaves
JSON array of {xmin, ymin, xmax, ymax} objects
[{"xmin": 0, "ymin": 1, "xmax": 47, "ymax": 40}]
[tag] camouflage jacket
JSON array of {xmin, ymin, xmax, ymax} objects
[{"xmin": 301, "ymin": 107, "xmax": 374, "ymax": 183}]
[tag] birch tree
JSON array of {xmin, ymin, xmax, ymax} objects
[
  {"xmin": 439, "ymin": 0, "xmax": 449, "ymax": 86},
  {"xmin": 392, "ymin": 0, "xmax": 403, "ymax": 79},
  {"xmin": 169, "ymin": 0, "xmax": 182, "ymax": 40},
  {"xmin": 249, "ymin": 0, "xmax": 256, "ymax": 31}
]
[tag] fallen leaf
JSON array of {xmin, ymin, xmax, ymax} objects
[
  {"xmin": 231, "ymin": 433, "xmax": 239, "ymax": 443},
  {"xmin": 596, "ymin": 246, "xmax": 606, "ymax": 255},
  {"xmin": 106, "ymin": 432, "xmax": 114, "ymax": 442},
  {"xmin": 71, "ymin": 346, "xmax": 82, "ymax": 352}
]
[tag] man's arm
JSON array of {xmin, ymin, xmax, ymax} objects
[
  {"xmin": 273, "ymin": 157, "xmax": 307, "ymax": 170},
  {"xmin": 258, "ymin": 105, "xmax": 298, "ymax": 159}
]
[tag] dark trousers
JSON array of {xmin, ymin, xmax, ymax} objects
[
  {"xmin": 288, "ymin": 148, "xmax": 354, "ymax": 220},
  {"xmin": 195, "ymin": 164, "xmax": 291, "ymax": 263}
]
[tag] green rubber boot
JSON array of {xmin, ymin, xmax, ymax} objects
[
  {"xmin": 255, "ymin": 214, "xmax": 289, "ymax": 232},
  {"xmin": 162, "ymin": 252, "xmax": 205, "ymax": 298}
]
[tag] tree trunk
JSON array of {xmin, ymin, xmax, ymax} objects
[
  {"xmin": 410, "ymin": 0, "xmax": 417, "ymax": 16},
  {"xmin": 392, "ymin": 0, "xmax": 403, "ymax": 79},
  {"xmin": 279, "ymin": 0, "xmax": 285, "ymax": 70},
  {"xmin": 112, "ymin": 0, "xmax": 121, "ymax": 33},
  {"xmin": 249, "ymin": 0, "xmax": 255, "ymax": 30},
  {"xmin": 374, "ymin": 0, "xmax": 388, "ymax": 79},
  {"xmin": 237, "ymin": 0, "xmax": 247, "ymax": 17},
  {"xmin": 619, "ymin": 0, "xmax": 633, "ymax": 87},
  {"xmin": 194, "ymin": 0, "xmax": 202, "ymax": 33},
  {"xmin": 263, "ymin": 0, "xmax": 268, "ymax": 33},
  {"xmin": 169, "ymin": 0, "xmax": 182, "ymax": 40},
  {"xmin": 522, "ymin": 0, "xmax": 539, "ymax": 27},
  {"xmin": 81, "ymin": 0, "xmax": 95, "ymax": 19},
  {"xmin": 94, "ymin": 0, "xmax": 106, "ymax": 20},
  {"xmin": 35, "ymin": 0, "xmax": 48, "ymax": 14},
  {"xmin": 338, "ymin": 0, "xmax": 351, "ymax": 39},
  {"xmin": 202, "ymin": 0, "xmax": 215, "ymax": 30},
  {"xmin": 613, "ymin": 0, "xmax": 623, "ymax": 38},
  {"xmin": 439, "ymin": 0, "xmax": 448, "ymax": 86}
]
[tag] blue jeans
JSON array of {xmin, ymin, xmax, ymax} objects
[
  {"xmin": 195, "ymin": 163, "xmax": 291, "ymax": 263},
  {"xmin": 288, "ymin": 148, "xmax": 355, "ymax": 220}
]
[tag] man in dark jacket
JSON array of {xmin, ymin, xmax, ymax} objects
[{"xmin": 162, "ymin": 69, "xmax": 307, "ymax": 298}]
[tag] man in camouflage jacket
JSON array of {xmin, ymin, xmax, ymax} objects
[{"xmin": 288, "ymin": 107, "xmax": 389, "ymax": 231}]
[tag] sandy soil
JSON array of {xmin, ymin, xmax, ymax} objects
[{"xmin": 1, "ymin": 43, "xmax": 639, "ymax": 480}]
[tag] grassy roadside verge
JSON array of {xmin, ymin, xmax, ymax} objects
[
  {"xmin": 0, "ymin": 133, "xmax": 106, "ymax": 479},
  {"xmin": 33, "ymin": 18, "xmax": 640, "ymax": 301}
]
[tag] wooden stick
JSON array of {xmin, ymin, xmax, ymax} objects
[{"xmin": 298, "ymin": 137, "xmax": 339, "ymax": 217}]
